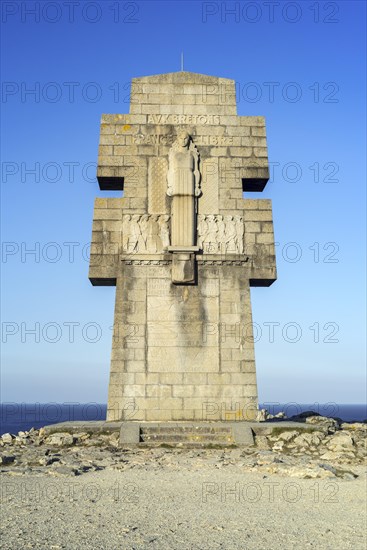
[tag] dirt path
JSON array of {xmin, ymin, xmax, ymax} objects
[{"xmin": 1, "ymin": 466, "xmax": 366, "ymax": 549}]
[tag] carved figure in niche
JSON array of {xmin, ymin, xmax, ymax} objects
[
  {"xmin": 225, "ymin": 215, "xmax": 236, "ymax": 253},
  {"xmin": 122, "ymin": 214, "xmax": 131, "ymax": 253},
  {"xmin": 128, "ymin": 214, "xmax": 142, "ymax": 253},
  {"xmin": 197, "ymin": 215, "xmax": 208, "ymax": 250},
  {"xmin": 235, "ymin": 216, "xmax": 244, "ymax": 254},
  {"xmin": 158, "ymin": 214, "xmax": 170, "ymax": 250},
  {"xmin": 205, "ymin": 214, "xmax": 218, "ymax": 254},
  {"xmin": 139, "ymin": 214, "xmax": 149, "ymax": 252},
  {"xmin": 217, "ymin": 215, "xmax": 226, "ymax": 254},
  {"xmin": 122, "ymin": 214, "xmax": 172, "ymax": 254},
  {"xmin": 147, "ymin": 215, "xmax": 161, "ymax": 253},
  {"xmin": 197, "ymin": 214, "xmax": 244, "ymax": 254},
  {"xmin": 167, "ymin": 131, "xmax": 201, "ymax": 247}
]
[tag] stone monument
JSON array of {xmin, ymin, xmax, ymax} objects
[{"xmin": 89, "ymin": 71, "xmax": 276, "ymax": 425}]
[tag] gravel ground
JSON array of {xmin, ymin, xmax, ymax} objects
[{"xmin": 1, "ymin": 465, "xmax": 366, "ymax": 549}]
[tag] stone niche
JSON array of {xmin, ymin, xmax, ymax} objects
[{"xmin": 89, "ymin": 71, "xmax": 276, "ymax": 422}]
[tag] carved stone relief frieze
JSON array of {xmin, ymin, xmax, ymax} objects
[
  {"xmin": 197, "ymin": 214, "xmax": 244, "ymax": 254},
  {"xmin": 122, "ymin": 214, "xmax": 170, "ymax": 254}
]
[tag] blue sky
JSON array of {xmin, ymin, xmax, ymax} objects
[{"xmin": 1, "ymin": 0, "xmax": 366, "ymax": 406}]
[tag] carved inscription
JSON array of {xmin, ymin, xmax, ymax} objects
[
  {"xmin": 134, "ymin": 134, "xmax": 174, "ymax": 145},
  {"xmin": 195, "ymin": 136, "xmax": 234, "ymax": 146},
  {"xmin": 147, "ymin": 114, "xmax": 220, "ymax": 125},
  {"xmin": 134, "ymin": 134, "xmax": 234, "ymax": 146}
]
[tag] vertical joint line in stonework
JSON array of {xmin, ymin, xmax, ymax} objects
[
  {"xmin": 144, "ymin": 275, "xmax": 148, "ymax": 375},
  {"xmin": 218, "ymin": 277, "xmax": 222, "ymax": 373}
]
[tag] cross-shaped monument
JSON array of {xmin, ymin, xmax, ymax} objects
[{"xmin": 89, "ymin": 71, "xmax": 276, "ymax": 425}]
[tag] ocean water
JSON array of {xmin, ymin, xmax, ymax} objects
[{"xmin": 0, "ymin": 403, "xmax": 366, "ymax": 436}]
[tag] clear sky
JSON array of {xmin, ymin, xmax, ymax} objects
[{"xmin": 1, "ymin": 0, "xmax": 366, "ymax": 406}]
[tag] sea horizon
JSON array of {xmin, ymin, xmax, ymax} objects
[{"xmin": 0, "ymin": 402, "xmax": 366, "ymax": 436}]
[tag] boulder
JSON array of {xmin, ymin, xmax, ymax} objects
[
  {"xmin": 272, "ymin": 441, "xmax": 284, "ymax": 451},
  {"xmin": 1, "ymin": 433, "xmax": 15, "ymax": 444},
  {"xmin": 320, "ymin": 450, "xmax": 355, "ymax": 461},
  {"xmin": 278, "ymin": 430, "xmax": 299, "ymax": 442},
  {"xmin": 265, "ymin": 464, "xmax": 335, "ymax": 479},
  {"xmin": 305, "ymin": 416, "xmax": 339, "ymax": 433},
  {"xmin": 73, "ymin": 432, "xmax": 90, "ymax": 442},
  {"xmin": 107, "ymin": 432, "xmax": 120, "ymax": 448},
  {"xmin": 318, "ymin": 463, "xmax": 337, "ymax": 475},
  {"xmin": 14, "ymin": 436, "xmax": 32, "ymax": 445},
  {"xmin": 0, "ymin": 455, "xmax": 16, "ymax": 465},
  {"xmin": 45, "ymin": 433, "xmax": 74, "ymax": 446},
  {"xmin": 39, "ymin": 456, "xmax": 61, "ymax": 466},
  {"xmin": 289, "ymin": 466, "xmax": 335, "ymax": 479},
  {"xmin": 341, "ymin": 422, "xmax": 367, "ymax": 432},
  {"xmin": 255, "ymin": 409, "xmax": 287, "ymax": 421},
  {"xmin": 327, "ymin": 432, "xmax": 355, "ymax": 451},
  {"xmin": 342, "ymin": 472, "xmax": 358, "ymax": 480},
  {"xmin": 293, "ymin": 432, "xmax": 323, "ymax": 448},
  {"xmin": 255, "ymin": 409, "xmax": 268, "ymax": 422},
  {"xmin": 254, "ymin": 436, "xmax": 271, "ymax": 450},
  {"xmin": 49, "ymin": 465, "xmax": 80, "ymax": 476}
]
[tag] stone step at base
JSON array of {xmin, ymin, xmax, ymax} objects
[
  {"xmin": 140, "ymin": 433, "xmax": 235, "ymax": 444},
  {"xmin": 139, "ymin": 424, "xmax": 235, "ymax": 446},
  {"xmin": 139, "ymin": 441, "xmax": 237, "ymax": 448},
  {"xmin": 141, "ymin": 425, "xmax": 233, "ymax": 435},
  {"xmin": 120, "ymin": 422, "xmax": 255, "ymax": 446},
  {"xmin": 140, "ymin": 427, "xmax": 232, "ymax": 437}
]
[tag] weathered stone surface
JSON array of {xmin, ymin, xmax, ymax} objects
[
  {"xmin": 278, "ymin": 430, "xmax": 299, "ymax": 442},
  {"xmin": 0, "ymin": 421, "xmax": 365, "ymax": 481},
  {"xmin": 45, "ymin": 433, "xmax": 74, "ymax": 446},
  {"xmin": 327, "ymin": 432, "xmax": 355, "ymax": 451},
  {"xmin": 293, "ymin": 432, "xmax": 323, "ymax": 448},
  {"xmin": 1, "ymin": 433, "xmax": 15, "ymax": 444},
  {"xmin": 305, "ymin": 415, "xmax": 340, "ymax": 433},
  {"xmin": 89, "ymin": 71, "xmax": 276, "ymax": 422},
  {"xmin": 341, "ymin": 422, "xmax": 367, "ymax": 431}
]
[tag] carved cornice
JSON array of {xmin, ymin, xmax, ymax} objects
[
  {"xmin": 123, "ymin": 259, "xmax": 171, "ymax": 266},
  {"xmin": 120, "ymin": 253, "xmax": 251, "ymax": 267}
]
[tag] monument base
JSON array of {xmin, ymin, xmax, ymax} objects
[
  {"xmin": 120, "ymin": 421, "xmax": 255, "ymax": 446},
  {"xmin": 42, "ymin": 420, "xmax": 318, "ymax": 447}
]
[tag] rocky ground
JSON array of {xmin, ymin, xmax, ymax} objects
[{"xmin": 0, "ymin": 415, "xmax": 366, "ymax": 549}]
